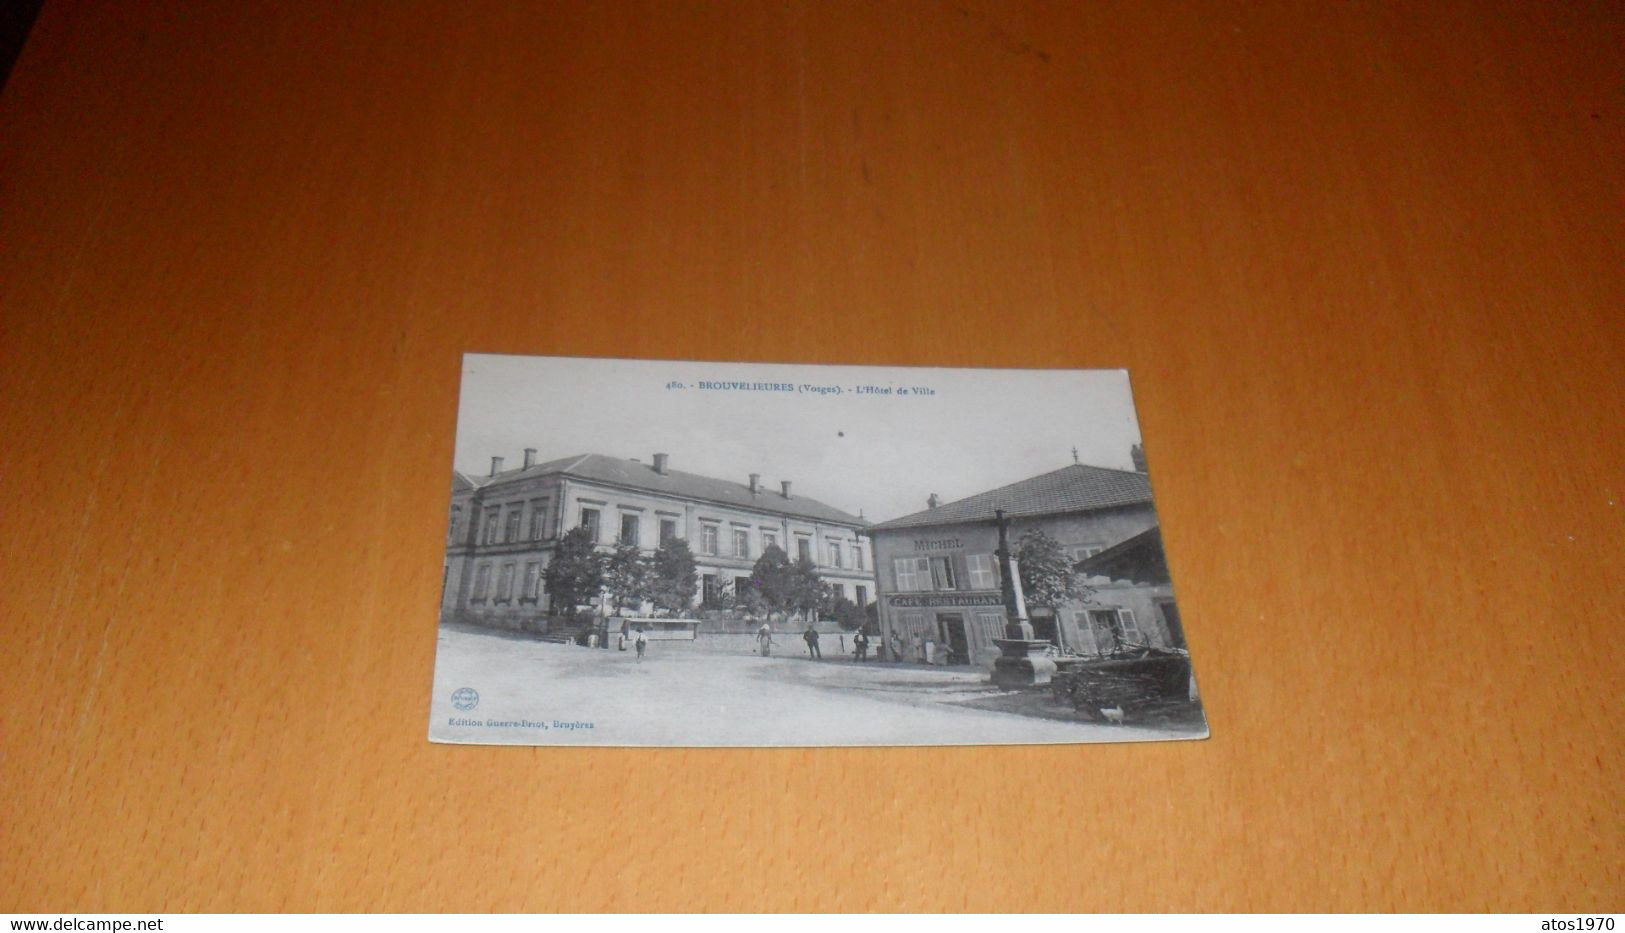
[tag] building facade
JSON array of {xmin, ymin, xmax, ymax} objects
[
  {"xmin": 862, "ymin": 460, "xmax": 1184, "ymax": 666},
  {"xmin": 1073, "ymin": 524, "xmax": 1186, "ymax": 650},
  {"xmin": 442, "ymin": 450, "xmax": 875, "ymax": 630}
]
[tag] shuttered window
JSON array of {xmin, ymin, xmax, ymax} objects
[
  {"xmin": 966, "ymin": 553, "xmax": 998, "ymax": 589},
  {"xmin": 894, "ymin": 557, "xmax": 931, "ymax": 592}
]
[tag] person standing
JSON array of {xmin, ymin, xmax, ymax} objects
[
  {"xmin": 634, "ymin": 626, "xmax": 648, "ymax": 662},
  {"xmin": 757, "ymin": 623, "xmax": 774, "ymax": 657},
  {"xmin": 854, "ymin": 629, "xmax": 868, "ymax": 662},
  {"xmin": 803, "ymin": 625, "xmax": 821, "ymax": 660}
]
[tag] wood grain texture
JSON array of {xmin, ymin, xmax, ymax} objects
[{"xmin": 1, "ymin": 0, "xmax": 1619, "ymax": 913}]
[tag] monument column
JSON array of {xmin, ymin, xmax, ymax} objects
[
  {"xmin": 995, "ymin": 509, "xmax": 1034, "ymax": 640},
  {"xmin": 990, "ymin": 509, "xmax": 1057, "ymax": 687}
]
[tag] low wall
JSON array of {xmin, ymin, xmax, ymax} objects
[
  {"xmin": 696, "ymin": 617, "xmax": 851, "ymax": 636},
  {"xmin": 697, "ymin": 630, "xmax": 881, "ymax": 657},
  {"xmin": 613, "ymin": 617, "xmax": 699, "ymax": 641}
]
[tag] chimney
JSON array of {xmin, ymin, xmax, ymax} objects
[
  {"xmin": 523, "ymin": 448, "xmax": 537, "ymax": 469},
  {"xmin": 780, "ymin": 480, "xmax": 793, "ymax": 499},
  {"xmin": 749, "ymin": 473, "xmax": 761, "ymax": 493},
  {"xmin": 489, "ymin": 456, "xmax": 505, "ymax": 476},
  {"xmin": 927, "ymin": 493, "xmax": 940, "ymax": 509},
  {"xmin": 653, "ymin": 453, "xmax": 669, "ymax": 475},
  {"xmin": 1130, "ymin": 444, "xmax": 1148, "ymax": 473}
]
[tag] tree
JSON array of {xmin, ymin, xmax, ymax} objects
[
  {"xmin": 603, "ymin": 543, "xmax": 654, "ymax": 616},
  {"xmin": 746, "ymin": 544, "xmax": 797, "ymax": 618},
  {"xmin": 1015, "ymin": 529, "xmax": 1091, "ymax": 609},
  {"xmin": 647, "ymin": 537, "xmax": 698, "ymax": 615},
  {"xmin": 831, "ymin": 596, "xmax": 866, "ymax": 631},
  {"xmin": 736, "ymin": 584, "xmax": 771, "ymax": 619},
  {"xmin": 543, "ymin": 526, "xmax": 604, "ymax": 616},
  {"xmin": 788, "ymin": 555, "xmax": 830, "ymax": 620}
]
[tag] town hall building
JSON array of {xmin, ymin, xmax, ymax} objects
[{"xmin": 441, "ymin": 450, "xmax": 875, "ymax": 630}]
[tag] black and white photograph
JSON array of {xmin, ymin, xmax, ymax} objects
[{"xmin": 429, "ymin": 354, "xmax": 1207, "ymax": 746}]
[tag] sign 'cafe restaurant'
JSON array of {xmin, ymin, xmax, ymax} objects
[{"xmin": 861, "ymin": 459, "xmax": 1171, "ymax": 666}]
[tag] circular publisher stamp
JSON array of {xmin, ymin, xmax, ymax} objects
[{"xmin": 451, "ymin": 687, "xmax": 480, "ymax": 711}]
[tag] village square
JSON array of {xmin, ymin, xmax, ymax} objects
[{"xmin": 432, "ymin": 441, "xmax": 1205, "ymax": 744}]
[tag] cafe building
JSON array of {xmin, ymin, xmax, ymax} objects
[{"xmin": 862, "ymin": 455, "xmax": 1185, "ymax": 666}]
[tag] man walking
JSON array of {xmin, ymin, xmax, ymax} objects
[{"xmin": 803, "ymin": 625, "xmax": 821, "ymax": 660}]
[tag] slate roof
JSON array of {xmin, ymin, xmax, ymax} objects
[
  {"xmin": 864, "ymin": 463, "xmax": 1153, "ymax": 533},
  {"xmin": 459, "ymin": 453, "xmax": 866, "ymax": 526}
]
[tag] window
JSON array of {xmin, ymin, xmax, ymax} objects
[
  {"xmin": 504, "ymin": 507, "xmax": 523, "ymax": 543},
  {"xmin": 893, "ymin": 557, "xmax": 931, "ymax": 592},
  {"xmin": 701, "ymin": 523, "xmax": 720, "ymax": 556},
  {"xmin": 1068, "ymin": 544, "xmax": 1105, "ymax": 563},
  {"xmin": 829, "ymin": 541, "xmax": 843, "ymax": 568},
  {"xmin": 521, "ymin": 562, "xmax": 541, "ymax": 601},
  {"xmin": 832, "ymin": 583, "xmax": 845, "ymax": 602},
  {"xmin": 893, "ymin": 557, "xmax": 915, "ymax": 591},
  {"xmin": 762, "ymin": 531, "xmax": 778, "ymax": 551},
  {"xmin": 1087, "ymin": 610, "xmax": 1117, "ymax": 652},
  {"xmin": 929, "ymin": 556, "xmax": 956, "ymax": 590},
  {"xmin": 731, "ymin": 528, "xmax": 748, "ymax": 558},
  {"xmin": 1088, "ymin": 608, "xmax": 1143, "ymax": 652},
  {"xmin": 529, "ymin": 499, "xmax": 549, "ymax": 540},
  {"xmin": 796, "ymin": 537, "xmax": 812, "ymax": 562},
  {"xmin": 701, "ymin": 573, "xmax": 721, "ymax": 607},
  {"xmin": 976, "ymin": 611, "xmax": 1006, "ymax": 641},
  {"xmin": 1117, "ymin": 609, "xmax": 1142, "ymax": 643},
  {"xmin": 448, "ymin": 505, "xmax": 462, "ymax": 543},
  {"xmin": 735, "ymin": 575, "xmax": 752, "ymax": 597},
  {"xmin": 855, "ymin": 585, "xmax": 867, "ymax": 606},
  {"xmin": 619, "ymin": 513, "xmax": 640, "ymax": 546},
  {"xmin": 482, "ymin": 507, "xmax": 500, "ymax": 545},
  {"xmin": 659, "ymin": 518, "xmax": 678, "ymax": 546},
  {"xmin": 966, "ymin": 554, "xmax": 999, "ymax": 589},
  {"xmin": 579, "ymin": 507, "xmax": 600, "ymax": 541},
  {"xmin": 851, "ymin": 543, "xmax": 864, "ymax": 570},
  {"xmin": 472, "ymin": 564, "xmax": 492, "ymax": 602},
  {"xmin": 497, "ymin": 563, "xmax": 516, "ymax": 602}
]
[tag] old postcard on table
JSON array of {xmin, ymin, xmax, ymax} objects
[{"xmin": 429, "ymin": 355, "xmax": 1207, "ymax": 746}]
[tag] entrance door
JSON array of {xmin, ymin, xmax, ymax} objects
[
  {"xmin": 1029, "ymin": 610, "xmax": 1060, "ymax": 647},
  {"xmin": 936, "ymin": 613, "xmax": 970, "ymax": 665}
]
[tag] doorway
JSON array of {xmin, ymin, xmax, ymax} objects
[
  {"xmin": 935, "ymin": 613, "xmax": 970, "ymax": 665},
  {"xmin": 1029, "ymin": 610, "xmax": 1061, "ymax": 648}
]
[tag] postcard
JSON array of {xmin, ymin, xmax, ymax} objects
[{"xmin": 428, "ymin": 355, "xmax": 1207, "ymax": 746}]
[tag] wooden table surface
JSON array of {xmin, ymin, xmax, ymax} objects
[{"xmin": 2, "ymin": 0, "xmax": 1619, "ymax": 913}]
